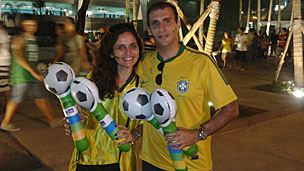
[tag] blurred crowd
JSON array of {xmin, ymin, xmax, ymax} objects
[{"xmin": 214, "ymin": 27, "xmax": 291, "ymax": 71}]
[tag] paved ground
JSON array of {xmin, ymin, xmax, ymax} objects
[{"xmin": 0, "ymin": 58, "xmax": 303, "ymax": 171}]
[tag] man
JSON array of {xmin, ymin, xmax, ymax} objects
[
  {"xmin": 135, "ymin": 2, "xmax": 239, "ymax": 171},
  {"xmin": 53, "ymin": 18, "xmax": 90, "ymax": 75},
  {"xmin": 234, "ymin": 27, "xmax": 248, "ymax": 71},
  {"xmin": 275, "ymin": 28, "xmax": 288, "ymax": 66},
  {"xmin": 0, "ymin": 21, "xmax": 11, "ymax": 114},
  {"xmin": 1, "ymin": 14, "xmax": 62, "ymax": 131}
]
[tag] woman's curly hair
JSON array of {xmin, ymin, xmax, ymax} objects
[{"xmin": 92, "ymin": 23, "xmax": 143, "ymax": 100}]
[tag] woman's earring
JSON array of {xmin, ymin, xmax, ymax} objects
[{"xmin": 110, "ymin": 54, "xmax": 114, "ymax": 58}]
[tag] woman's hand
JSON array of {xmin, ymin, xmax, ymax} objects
[
  {"xmin": 116, "ymin": 125, "xmax": 135, "ymax": 145},
  {"xmin": 64, "ymin": 105, "xmax": 87, "ymax": 136}
]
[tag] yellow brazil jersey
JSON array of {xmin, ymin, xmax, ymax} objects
[
  {"xmin": 136, "ymin": 43, "xmax": 237, "ymax": 171},
  {"xmin": 69, "ymin": 72, "xmax": 141, "ymax": 171}
]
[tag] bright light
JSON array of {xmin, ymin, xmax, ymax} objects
[
  {"xmin": 292, "ymin": 89, "xmax": 304, "ymax": 98},
  {"xmin": 86, "ymin": 11, "xmax": 92, "ymax": 16},
  {"xmin": 208, "ymin": 102, "xmax": 214, "ymax": 106}
]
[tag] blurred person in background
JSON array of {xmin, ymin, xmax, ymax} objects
[
  {"xmin": 53, "ymin": 18, "xmax": 90, "ymax": 75},
  {"xmin": 217, "ymin": 32, "xmax": 233, "ymax": 69},
  {"xmin": 1, "ymin": 14, "xmax": 62, "ymax": 132},
  {"xmin": 0, "ymin": 21, "xmax": 11, "ymax": 114}
]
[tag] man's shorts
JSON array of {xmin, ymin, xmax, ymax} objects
[
  {"xmin": 234, "ymin": 50, "xmax": 247, "ymax": 62},
  {"xmin": 276, "ymin": 47, "xmax": 284, "ymax": 57},
  {"xmin": 10, "ymin": 81, "xmax": 49, "ymax": 103},
  {"xmin": 0, "ymin": 66, "xmax": 10, "ymax": 92}
]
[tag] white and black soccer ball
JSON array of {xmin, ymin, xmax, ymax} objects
[
  {"xmin": 44, "ymin": 62, "xmax": 75, "ymax": 95},
  {"xmin": 150, "ymin": 89, "xmax": 177, "ymax": 125},
  {"xmin": 121, "ymin": 87, "xmax": 153, "ymax": 120},
  {"xmin": 70, "ymin": 77, "xmax": 100, "ymax": 111}
]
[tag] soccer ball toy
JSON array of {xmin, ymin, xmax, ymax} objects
[
  {"xmin": 121, "ymin": 87, "xmax": 153, "ymax": 120},
  {"xmin": 44, "ymin": 62, "xmax": 75, "ymax": 95},
  {"xmin": 150, "ymin": 88, "xmax": 177, "ymax": 125},
  {"xmin": 70, "ymin": 77, "xmax": 99, "ymax": 111}
]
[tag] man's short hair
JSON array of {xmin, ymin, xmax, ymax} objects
[
  {"xmin": 66, "ymin": 17, "xmax": 75, "ymax": 25},
  {"xmin": 57, "ymin": 23, "xmax": 64, "ymax": 29},
  {"xmin": 147, "ymin": 1, "xmax": 178, "ymax": 27},
  {"xmin": 238, "ymin": 27, "xmax": 245, "ymax": 32}
]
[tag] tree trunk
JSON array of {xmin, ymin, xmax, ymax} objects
[
  {"xmin": 239, "ymin": 0, "xmax": 242, "ymax": 27},
  {"xmin": 204, "ymin": 1, "xmax": 220, "ymax": 55},
  {"xmin": 277, "ymin": 0, "xmax": 281, "ymax": 32},
  {"xmin": 257, "ymin": 0, "xmax": 261, "ymax": 32},
  {"xmin": 133, "ymin": 0, "xmax": 138, "ymax": 30},
  {"xmin": 245, "ymin": 0, "xmax": 251, "ymax": 33},
  {"xmin": 76, "ymin": 0, "xmax": 90, "ymax": 35},
  {"xmin": 126, "ymin": 0, "xmax": 130, "ymax": 23},
  {"xmin": 199, "ymin": 0, "xmax": 205, "ymax": 46},
  {"xmin": 266, "ymin": 0, "xmax": 273, "ymax": 36},
  {"xmin": 292, "ymin": 0, "xmax": 304, "ymax": 87}
]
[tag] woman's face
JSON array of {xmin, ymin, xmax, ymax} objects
[
  {"xmin": 113, "ymin": 31, "xmax": 140, "ymax": 70},
  {"xmin": 224, "ymin": 32, "xmax": 229, "ymax": 38}
]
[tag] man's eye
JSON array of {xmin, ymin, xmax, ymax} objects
[{"xmin": 152, "ymin": 21, "xmax": 159, "ymax": 26}]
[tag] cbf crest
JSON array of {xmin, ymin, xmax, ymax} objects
[{"xmin": 177, "ymin": 77, "xmax": 190, "ymax": 94}]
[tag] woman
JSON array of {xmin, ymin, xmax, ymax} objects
[
  {"xmin": 67, "ymin": 23, "xmax": 143, "ymax": 171},
  {"xmin": 217, "ymin": 32, "xmax": 233, "ymax": 69}
]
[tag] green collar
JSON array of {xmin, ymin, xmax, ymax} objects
[
  {"xmin": 118, "ymin": 71, "xmax": 137, "ymax": 92},
  {"xmin": 157, "ymin": 42, "xmax": 185, "ymax": 63}
]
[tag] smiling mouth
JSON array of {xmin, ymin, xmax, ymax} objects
[
  {"xmin": 122, "ymin": 57, "xmax": 134, "ymax": 61},
  {"xmin": 158, "ymin": 34, "xmax": 169, "ymax": 39}
]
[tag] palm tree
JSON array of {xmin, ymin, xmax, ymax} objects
[
  {"xmin": 199, "ymin": 0, "xmax": 205, "ymax": 45},
  {"xmin": 277, "ymin": 0, "xmax": 281, "ymax": 32},
  {"xmin": 32, "ymin": 0, "xmax": 46, "ymax": 15},
  {"xmin": 266, "ymin": 0, "xmax": 273, "ymax": 36},
  {"xmin": 292, "ymin": 0, "xmax": 304, "ymax": 87},
  {"xmin": 3, "ymin": 2, "xmax": 26, "ymax": 26},
  {"xmin": 257, "ymin": 0, "xmax": 261, "ymax": 32},
  {"xmin": 204, "ymin": 1, "xmax": 220, "ymax": 55},
  {"xmin": 245, "ymin": 0, "xmax": 251, "ymax": 33},
  {"xmin": 76, "ymin": 0, "xmax": 90, "ymax": 35},
  {"xmin": 239, "ymin": 0, "xmax": 242, "ymax": 27}
]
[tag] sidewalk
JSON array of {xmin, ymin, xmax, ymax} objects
[{"xmin": 1, "ymin": 58, "xmax": 303, "ymax": 171}]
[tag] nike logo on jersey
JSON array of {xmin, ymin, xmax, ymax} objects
[{"xmin": 142, "ymin": 80, "xmax": 149, "ymax": 84}]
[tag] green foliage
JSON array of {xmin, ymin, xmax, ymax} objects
[
  {"xmin": 273, "ymin": 81, "xmax": 304, "ymax": 95},
  {"xmin": 32, "ymin": 0, "xmax": 46, "ymax": 15}
]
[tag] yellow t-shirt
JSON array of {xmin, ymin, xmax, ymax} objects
[
  {"xmin": 137, "ymin": 43, "xmax": 237, "ymax": 171},
  {"xmin": 69, "ymin": 72, "xmax": 141, "ymax": 171}
]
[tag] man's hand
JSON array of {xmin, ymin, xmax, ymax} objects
[
  {"xmin": 116, "ymin": 125, "xmax": 135, "ymax": 145},
  {"xmin": 165, "ymin": 127, "xmax": 198, "ymax": 151}
]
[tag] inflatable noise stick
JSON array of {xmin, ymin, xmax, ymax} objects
[
  {"xmin": 70, "ymin": 77, "xmax": 130, "ymax": 152},
  {"xmin": 121, "ymin": 87, "xmax": 164, "ymax": 135},
  {"xmin": 151, "ymin": 88, "xmax": 188, "ymax": 171},
  {"xmin": 58, "ymin": 90, "xmax": 89, "ymax": 151},
  {"xmin": 151, "ymin": 88, "xmax": 198, "ymax": 156},
  {"xmin": 44, "ymin": 62, "xmax": 89, "ymax": 152}
]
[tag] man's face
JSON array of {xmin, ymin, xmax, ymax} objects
[
  {"xmin": 237, "ymin": 28, "xmax": 243, "ymax": 34},
  {"xmin": 64, "ymin": 22, "xmax": 75, "ymax": 34},
  {"xmin": 148, "ymin": 7, "xmax": 180, "ymax": 48}
]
